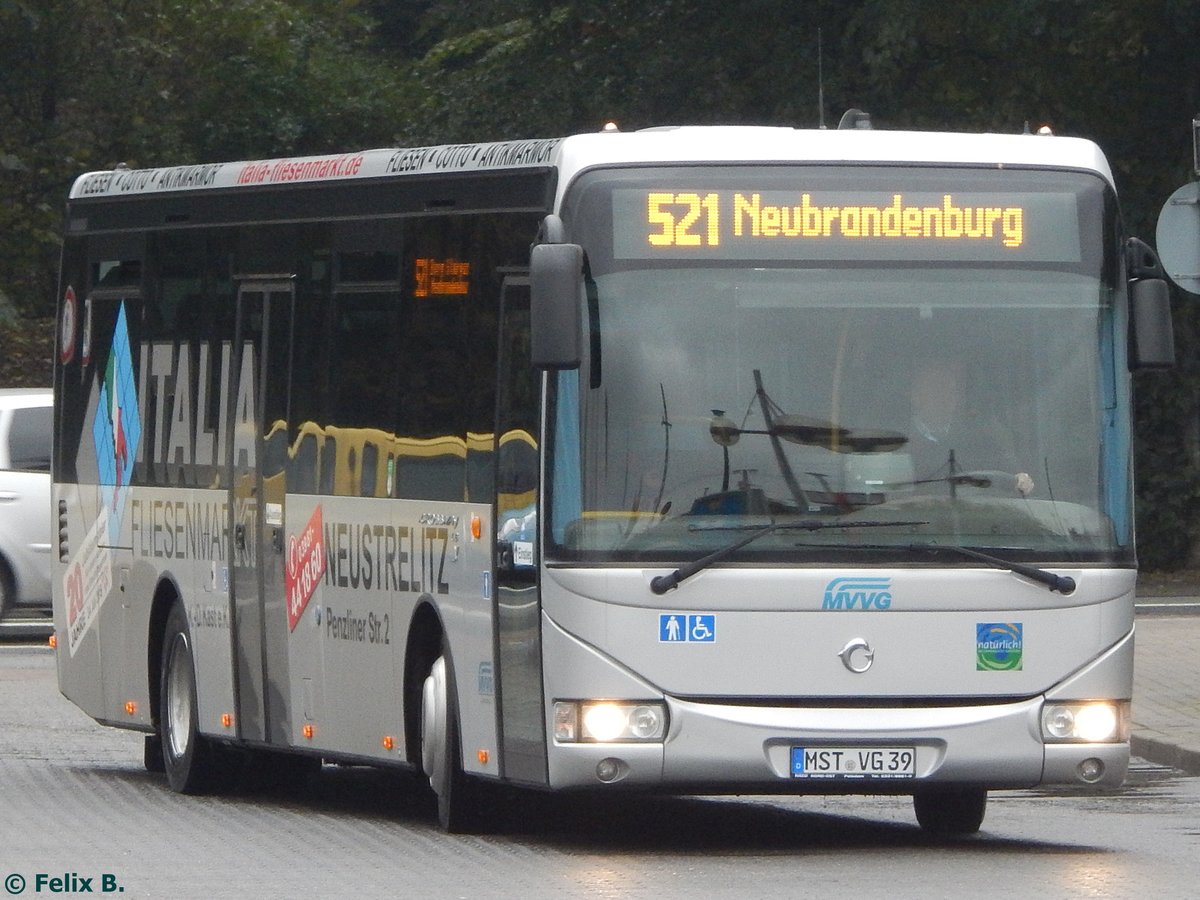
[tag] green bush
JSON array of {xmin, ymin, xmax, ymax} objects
[{"xmin": 0, "ymin": 318, "xmax": 55, "ymax": 388}]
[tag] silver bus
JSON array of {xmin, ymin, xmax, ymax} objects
[{"xmin": 52, "ymin": 122, "xmax": 1173, "ymax": 834}]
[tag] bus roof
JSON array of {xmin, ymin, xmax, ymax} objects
[{"xmin": 67, "ymin": 126, "xmax": 1115, "ymax": 204}]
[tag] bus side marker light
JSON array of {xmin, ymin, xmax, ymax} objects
[
  {"xmin": 303, "ymin": 724, "xmax": 315, "ymax": 740},
  {"xmin": 221, "ymin": 713, "xmax": 233, "ymax": 728},
  {"xmin": 471, "ymin": 515, "xmax": 482, "ymax": 540},
  {"xmin": 554, "ymin": 702, "xmax": 578, "ymax": 741},
  {"xmin": 477, "ymin": 749, "xmax": 489, "ymax": 765},
  {"xmin": 124, "ymin": 701, "xmax": 137, "ymax": 716},
  {"xmin": 382, "ymin": 735, "xmax": 395, "ymax": 751},
  {"xmin": 48, "ymin": 633, "xmax": 57, "ymax": 650}
]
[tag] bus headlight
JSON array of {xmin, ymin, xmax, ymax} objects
[
  {"xmin": 553, "ymin": 701, "xmax": 668, "ymax": 743},
  {"xmin": 1041, "ymin": 701, "xmax": 1128, "ymax": 743}
]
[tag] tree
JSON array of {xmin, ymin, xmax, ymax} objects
[
  {"xmin": 5, "ymin": 0, "xmax": 1200, "ymax": 564},
  {"xmin": 0, "ymin": 0, "xmax": 410, "ymax": 319}
]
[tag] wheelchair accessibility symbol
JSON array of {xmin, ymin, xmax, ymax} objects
[{"xmin": 660, "ymin": 614, "xmax": 716, "ymax": 643}]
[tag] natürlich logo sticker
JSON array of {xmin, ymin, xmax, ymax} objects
[{"xmin": 976, "ymin": 622, "xmax": 1023, "ymax": 671}]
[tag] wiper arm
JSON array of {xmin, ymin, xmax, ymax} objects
[
  {"xmin": 905, "ymin": 543, "xmax": 1076, "ymax": 594},
  {"xmin": 648, "ymin": 519, "xmax": 928, "ymax": 595},
  {"xmin": 904, "ymin": 472, "xmax": 994, "ymax": 488}
]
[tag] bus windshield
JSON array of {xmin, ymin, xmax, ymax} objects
[{"xmin": 548, "ymin": 165, "xmax": 1130, "ymax": 566}]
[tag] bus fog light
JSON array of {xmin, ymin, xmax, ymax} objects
[
  {"xmin": 596, "ymin": 757, "xmax": 627, "ymax": 782},
  {"xmin": 1077, "ymin": 757, "xmax": 1105, "ymax": 783},
  {"xmin": 1042, "ymin": 701, "xmax": 1127, "ymax": 743},
  {"xmin": 555, "ymin": 701, "xmax": 667, "ymax": 743}
]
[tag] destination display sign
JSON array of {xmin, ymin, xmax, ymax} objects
[
  {"xmin": 414, "ymin": 257, "xmax": 471, "ymax": 298},
  {"xmin": 612, "ymin": 188, "xmax": 1082, "ymax": 262}
]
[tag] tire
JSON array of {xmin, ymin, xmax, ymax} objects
[
  {"xmin": 913, "ymin": 785, "xmax": 988, "ymax": 835},
  {"xmin": 159, "ymin": 602, "xmax": 227, "ymax": 793},
  {"xmin": 0, "ymin": 558, "xmax": 13, "ymax": 621},
  {"xmin": 420, "ymin": 649, "xmax": 494, "ymax": 833}
]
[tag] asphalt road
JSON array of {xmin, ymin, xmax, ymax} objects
[{"xmin": 4, "ymin": 641, "xmax": 1200, "ymax": 898}]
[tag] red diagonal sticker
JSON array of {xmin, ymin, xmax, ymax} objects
[{"xmin": 286, "ymin": 506, "xmax": 326, "ymax": 631}]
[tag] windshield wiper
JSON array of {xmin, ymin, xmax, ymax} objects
[
  {"xmin": 648, "ymin": 519, "xmax": 928, "ymax": 595},
  {"xmin": 903, "ymin": 543, "xmax": 1076, "ymax": 594}
]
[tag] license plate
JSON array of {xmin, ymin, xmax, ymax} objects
[{"xmin": 791, "ymin": 746, "xmax": 915, "ymax": 779}]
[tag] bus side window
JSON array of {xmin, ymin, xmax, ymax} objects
[
  {"xmin": 290, "ymin": 428, "xmax": 319, "ymax": 494},
  {"xmin": 327, "ymin": 291, "xmax": 399, "ymax": 497},
  {"xmin": 496, "ymin": 282, "xmax": 538, "ymax": 558},
  {"xmin": 397, "ymin": 226, "xmax": 468, "ymax": 502}
]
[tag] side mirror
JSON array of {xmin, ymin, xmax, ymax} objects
[
  {"xmin": 530, "ymin": 242, "xmax": 583, "ymax": 370},
  {"xmin": 1126, "ymin": 237, "xmax": 1174, "ymax": 370},
  {"xmin": 1130, "ymin": 277, "xmax": 1175, "ymax": 369}
]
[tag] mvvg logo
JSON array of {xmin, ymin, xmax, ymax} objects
[{"xmin": 822, "ymin": 576, "xmax": 893, "ymax": 611}]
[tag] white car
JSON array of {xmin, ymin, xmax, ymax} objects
[{"xmin": 0, "ymin": 388, "xmax": 52, "ymax": 620}]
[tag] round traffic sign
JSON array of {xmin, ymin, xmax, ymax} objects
[{"xmin": 1156, "ymin": 181, "xmax": 1200, "ymax": 295}]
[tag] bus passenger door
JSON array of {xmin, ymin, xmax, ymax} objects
[
  {"xmin": 228, "ymin": 279, "xmax": 295, "ymax": 745},
  {"xmin": 493, "ymin": 277, "xmax": 548, "ymax": 784}
]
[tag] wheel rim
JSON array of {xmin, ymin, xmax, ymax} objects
[
  {"xmin": 420, "ymin": 656, "xmax": 447, "ymax": 793},
  {"xmin": 165, "ymin": 633, "xmax": 194, "ymax": 759}
]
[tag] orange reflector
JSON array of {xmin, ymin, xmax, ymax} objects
[
  {"xmin": 302, "ymin": 724, "xmax": 315, "ymax": 740},
  {"xmin": 471, "ymin": 515, "xmax": 482, "ymax": 540},
  {"xmin": 48, "ymin": 633, "xmax": 57, "ymax": 649},
  {"xmin": 221, "ymin": 713, "xmax": 233, "ymax": 728},
  {"xmin": 477, "ymin": 749, "xmax": 489, "ymax": 765},
  {"xmin": 124, "ymin": 701, "xmax": 137, "ymax": 716},
  {"xmin": 382, "ymin": 735, "xmax": 395, "ymax": 751}
]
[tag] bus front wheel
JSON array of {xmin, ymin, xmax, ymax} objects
[
  {"xmin": 420, "ymin": 650, "xmax": 492, "ymax": 833},
  {"xmin": 913, "ymin": 785, "xmax": 987, "ymax": 835}
]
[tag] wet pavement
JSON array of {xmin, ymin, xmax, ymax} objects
[{"xmin": 1132, "ymin": 575, "xmax": 1200, "ymax": 774}]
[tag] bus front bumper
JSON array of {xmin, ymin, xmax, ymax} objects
[{"xmin": 545, "ymin": 695, "xmax": 1130, "ymax": 792}]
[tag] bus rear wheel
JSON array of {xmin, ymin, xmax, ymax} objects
[
  {"xmin": 420, "ymin": 650, "xmax": 493, "ymax": 833},
  {"xmin": 159, "ymin": 602, "xmax": 227, "ymax": 793},
  {"xmin": 913, "ymin": 785, "xmax": 987, "ymax": 835}
]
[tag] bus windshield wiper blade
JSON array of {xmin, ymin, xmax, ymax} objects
[
  {"xmin": 903, "ymin": 543, "xmax": 1076, "ymax": 594},
  {"xmin": 648, "ymin": 519, "xmax": 928, "ymax": 595}
]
